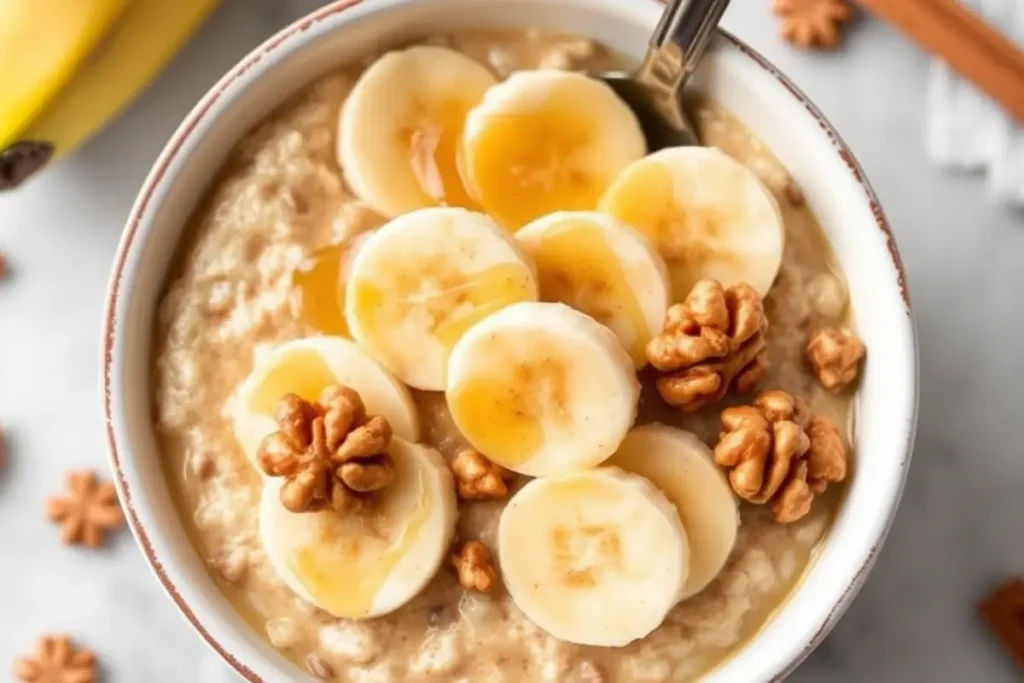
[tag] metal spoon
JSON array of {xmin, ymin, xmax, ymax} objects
[{"xmin": 601, "ymin": 0, "xmax": 733, "ymax": 150}]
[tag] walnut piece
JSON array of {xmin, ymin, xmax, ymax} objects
[
  {"xmin": 451, "ymin": 540, "xmax": 498, "ymax": 593},
  {"xmin": 45, "ymin": 471, "xmax": 124, "ymax": 547},
  {"xmin": 713, "ymin": 390, "xmax": 847, "ymax": 523},
  {"xmin": 15, "ymin": 634, "xmax": 96, "ymax": 683},
  {"xmin": 647, "ymin": 279, "xmax": 769, "ymax": 412},
  {"xmin": 806, "ymin": 327, "xmax": 865, "ymax": 392},
  {"xmin": 773, "ymin": 0, "xmax": 852, "ymax": 49},
  {"xmin": 452, "ymin": 448, "xmax": 510, "ymax": 500},
  {"xmin": 257, "ymin": 386, "xmax": 395, "ymax": 513}
]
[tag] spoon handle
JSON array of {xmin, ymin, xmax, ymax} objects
[{"xmin": 640, "ymin": 0, "xmax": 733, "ymax": 95}]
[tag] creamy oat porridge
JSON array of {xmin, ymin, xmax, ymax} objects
[{"xmin": 153, "ymin": 29, "xmax": 861, "ymax": 683}]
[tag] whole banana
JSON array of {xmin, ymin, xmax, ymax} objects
[{"xmin": 0, "ymin": 0, "xmax": 219, "ymax": 190}]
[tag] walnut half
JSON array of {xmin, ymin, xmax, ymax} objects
[
  {"xmin": 806, "ymin": 327, "xmax": 865, "ymax": 392},
  {"xmin": 713, "ymin": 390, "xmax": 847, "ymax": 523},
  {"xmin": 647, "ymin": 279, "xmax": 769, "ymax": 412},
  {"xmin": 451, "ymin": 448, "xmax": 510, "ymax": 500},
  {"xmin": 451, "ymin": 540, "xmax": 499, "ymax": 593},
  {"xmin": 257, "ymin": 386, "xmax": 395, "ymax": 514}
]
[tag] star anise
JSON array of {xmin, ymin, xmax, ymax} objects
[
  {"xmin": 14, "ymin": 634, "xmax": 96, "ymax": 683},
  {"xmin": 773, "ymin": 0, "xmax": 852, "ymax": 49},
  {"xmin": 45, "ymin": 471, "xmax": 124, "ymax": 547}
]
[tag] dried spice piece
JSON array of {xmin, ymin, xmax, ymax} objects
[
  {"xmin": 0, "ymin": 251, "xmax": 7, "ymax": 280},
  {"xmin": 451, "ymin": 540, "xmax": 499, "ymax": 593},
  {"xmin": 806, "ymin": 327, "xmax": 865, "ymax": 392},
  {"xmin": 773, "ymin": 0, "xmax": 852, "ymax": 49},
  {"xmin": 45, "ymin": 471, "xmax": 124, "ymax": 547},
  {"xmin": 257, "ymin": 386, "xmax": 395, "ymax": 513},
  {"xmin": 647, "ymin": 279, "xmax": 769, "ymax": 412},
  {"xmin": 14, "ymin": 634, "xmax": 96, "ymax": 683},
  {"xmin": 978, "ymin": 577, "xmax": 1024, "ymax": 671},
  {"xmin": 451, "ymin": 448, "xmax": 511, "ymax": 500},
  {"xmin": 712, "ymin": 390, "xmax": 847, "ymax": 522}
]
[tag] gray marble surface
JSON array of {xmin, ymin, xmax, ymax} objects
[{"xmin": 1, "ymin": 0, "xmax": 1022, "ymax": 680}]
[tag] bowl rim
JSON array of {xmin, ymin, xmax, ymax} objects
[{"xmin": 101, "ymin": 1, "xmax": 919, "ymax": 681}]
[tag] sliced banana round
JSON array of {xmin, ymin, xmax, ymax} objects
[
  {"xmin": 446, "ymin": 301, "xmax": 638, "ymax": 476},
  {"xmin": 339, "ymin": 46, "xmax": 497, "ymax": 217},
  {"xmin": 607, "ymin": 424, "xmax": 738, "ymax": 599},
  {"xmin": 345, "ymin": 207, "xmax": 538, "ymax": 391},
  {"xmin": 599, "ymin": 146, "xmax": 785, "ymax": 300},
  {"xmin": 499, "ymin": 467, "xmax": 689, "ymax": 646},
  {"xmin": 232, "ymin": 336, "xmax": 419, "ymax": 471},
  {"xmin": 516, "ymin": 211, "xmax": 670, "ymax": 368},
  {"xmin": 463, "ymin": 70, "xmax": 646, "ymax": 230},
  {"xmin": 259, "ymin": 437, "xmax": 457, "ymax": 619}
]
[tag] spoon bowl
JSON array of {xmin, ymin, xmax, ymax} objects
[
  {"xmin": 601, "ymin": 71, "xmax": 698, "ymax": 149},
  {"xmin": 600, "ymin": 0, "xmax": 732, "ymax": 151}
]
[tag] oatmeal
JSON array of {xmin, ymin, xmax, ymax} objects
[{"xmin": 154, "ymin": 30, "xmax": 855, "ymax": 682}]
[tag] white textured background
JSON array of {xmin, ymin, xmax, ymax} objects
[{"xmin": 1, "ymin": 1, "xmax": 1022, "ymax": 681}]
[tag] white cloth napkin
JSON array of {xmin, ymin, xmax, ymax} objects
[{"xmin": 926, "ymin": 0, "xmax": 1024, "ymax": 205}]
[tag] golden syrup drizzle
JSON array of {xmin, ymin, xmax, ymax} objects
[
  {"xmin": 601, "ymin": 162, "xmax": 742, "ymax": 301},
  {"xmin": 448, "ymin": 379, "xmax": 544, "ymax": 467},
  {"xmin": 293, "ymin": 244, "xmax": 348, "ymax": 336},
  {"xmin": 467, "ymin": 85, "xmax": 599, "ymax": 229},
  {"xmin": 534, "ymin": 219, "xmax": 651, "ymax": 366},
  {"xmin": 247, "ymin": 349, "xmax": 336, "ymax": 416},
  {"xmin": 448, "ymin": 353, "xmax": 569, "ymax": 467},
  {"xmin": 430, "ymin": 264, "xmax": 535, "ymax": 347},
  {"xmin": 290, "ymin": 447, "xmax": 431, "ymax": 619},
  {"xmin": 402, "ymin": 100, "xmax": 479, "ymax": 210},
  {"xmin": 350, "ymin": 262, "xmax": 535, "ymax": 366}
]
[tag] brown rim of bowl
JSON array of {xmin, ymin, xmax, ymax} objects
[{"xmin": 101, "ymin": 3, "xmax": 914, "ymax": 682}]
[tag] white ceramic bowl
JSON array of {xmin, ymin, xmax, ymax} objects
[{"xmin": 102, "ymin": 0, "xmax": 919, "ymax": 680}]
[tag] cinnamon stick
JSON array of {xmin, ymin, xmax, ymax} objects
[{"xmin": 856, "ymin": 0, "xmax": 1024, "ymax": 123}]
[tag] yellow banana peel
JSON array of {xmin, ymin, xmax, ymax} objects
[
  {"xmin": 0, "ymin": 0, "xmax": 220, "ymax": 190},
  {"xmin": 0, "ymin": 0, "xmax": 130, "ymax": 146}
]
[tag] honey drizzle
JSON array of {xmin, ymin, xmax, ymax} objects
[
  {"xmin": 291, "ymin": 447, "xmax": 431, "ymax": 619},
  {"xmin": 533, "ymin": 219, "xmax": 651, "ymax": 366},
  {"xmin": 247, "ymin": 349, "xmax": 337, "ymax": 416},
  {"xmin": 350, "ymin": 262, "xmax": 535, "ymax": 374},
  {"xmin": 293, "ymin": 244, "xmax": 348, "ymax": 336},
  {"xmin": 467, "ymin": 83, "xmax": 600, "ymax": 229}
]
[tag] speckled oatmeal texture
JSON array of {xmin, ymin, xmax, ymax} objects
[{"xmin": 153, "ymin": 30, "xmax": 854, "ymax": 683}]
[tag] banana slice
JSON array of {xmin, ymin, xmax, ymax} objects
[
  {"xmin": 599, "ymin": 146, "xmax": 785, "ymax": 300},
  {"xmin": 233, "ymin": 337, "xmax": 419, "ymax": 470},
  {"xmin": 346, "ymin": 207, "xmax": 538, "ymax": 391},
  {"xmin": 499, "ymin": 467, "xmax": 688, "ymax": 646},
  {"xmin": 607, "ymin": 424, "xmax": 738, "ymax": 599},
  {"xmin": 516, "ymin": 211, "xmax": 670, "ymax": 368},
  {"xmin": 446, "ymin": 301, "xmax": 638, "ymax": 476},
  {"xmin": 463, "ymin": 70, "xmax": 646, "ymax": 230},
  {"xmin": 259, "ymin": 437, "xmax": 457, "ymax": 619},
  {"xmin": 339, "ymin": 46, "xmax": 497, "ymax": 217}
]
